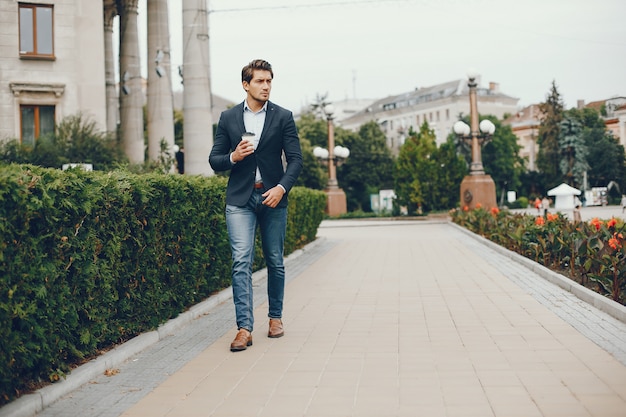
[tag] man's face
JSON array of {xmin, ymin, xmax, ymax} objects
[{"xmin": 243, "ymin": 69, "xmax": 272, "ymax": 104}]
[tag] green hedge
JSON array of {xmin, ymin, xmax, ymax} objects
[{"xmin": 0, "ymin": 164, "xmax": 326, "ymax": 403}]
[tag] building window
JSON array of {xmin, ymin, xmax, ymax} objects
[
  {"xmin": 20, "ymin": 105, "xmax": 55, "ymax": 146},
  {"xmin": 19, "ymin": 3, "xmax": 54, "ymax": 58}
]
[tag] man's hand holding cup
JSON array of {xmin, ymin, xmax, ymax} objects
[{"xmin": 233, "ymin": 132, "xmax": 255, "ymax": 162}]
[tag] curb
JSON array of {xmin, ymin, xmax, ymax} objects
[
  {"xmin": 450, "ymin": 222, "xmax": 626, "ymax": 324},
  {"xmin": 0, "ymin": 237, "xmax": 326, "ymax": 417}
]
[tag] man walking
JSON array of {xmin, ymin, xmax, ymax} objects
[{"xmin": 209, "ymin": 59, "xmax": 303, "ymax": 352}]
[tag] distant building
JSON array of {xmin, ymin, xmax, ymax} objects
[
  {"xmin": 295, "ymin": 98, "xmax": 378, "ymax": 122},
  {"xmin": 330, "ymin": 99, "xmax": 379, "ymax": 122},
  {"xmin": 339, "ymin": 77, "xmax": 519, "ymax": 155},
  {"xmin": 582, "ymin": 97, "xmax": 626, "ymax": 148},
  {"xmin": 502, "ymin": 104, "xmax": 541, "ymax": 171}
]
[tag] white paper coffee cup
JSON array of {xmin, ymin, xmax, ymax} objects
[{"xmin": 241, "ymin": 132, "xmax": 256, "ymax": 150}]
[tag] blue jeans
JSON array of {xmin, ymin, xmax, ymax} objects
[{"xmin": 225, "ymin": 189, "xmax": 287, "ymax": 332}]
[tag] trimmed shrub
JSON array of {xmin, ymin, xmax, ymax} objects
[{"xmin": 0, "ymin": 164, "xmax": 325, "ymax": 404}]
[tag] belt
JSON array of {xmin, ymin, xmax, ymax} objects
[{"xmin": 254, "ymin": 182, "xmax": 264, "ymax": 189}]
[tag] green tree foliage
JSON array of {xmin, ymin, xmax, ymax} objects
[
  {"xmin": 394, "ymin": 122, "xmax": 466, "ymax": 214},
  {"xmin": 518, "ymin": 170, "xmax": 546, "ymax": 201},
  {"xmin": 558, "ymin": 114, "xmax": 588, "ymax": 188},
  {"xmin": 479, "ymin": 116, "xmax": 525, "ymax": 203},
  {"xmin": 0, "ymin": 113, "xmax": 127, "ymax": 170},
  {"xmin": 536, "ymin": 81, "xmax": 564, "ymax": 188},
  {"xmin": 434, "ymin": 137, "xmax": 468, "ymax": 210},
  {"xmin": 173, "ymin": 109, "xmax": 184, "ymax": 148},
  {"xmin": 296, "ymin": 113, "xmax": 329, "ymax": 148},
  {"xmin": 295, "ymin": 135, "xmax": 327, "ymax": 190},
  {"xmin": 565, "ymin": 107, "xmax": 626, "ymax": 193},
  {"xmin": 295, "ymin": 113, "xmax": 331, "ymax": 190},
  {"xmin": 395, "ymin": 124, "xmax": 432, "ymax": 214},
  {"xmin": 336, "ymin": 121, "xmax": 394, "ymax": 211},
  {"xmin": 296, "ymin": 114, "xmax": 395, "ymax": 210}
]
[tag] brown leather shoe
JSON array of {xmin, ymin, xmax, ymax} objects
[
  {"xmin": 230, "ymin": 329, "xmax": 252, "ymax": 352},
  {"xmin": 268, "ymin": 319, "xmax": 284, "ymax": 338}
]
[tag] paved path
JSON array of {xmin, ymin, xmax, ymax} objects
[{"xmin": 3, "ymin": 218, "xmax": 626, "ymax": 417}]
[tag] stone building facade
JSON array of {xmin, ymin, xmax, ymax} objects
[
  {"xmin": 0, "ymin": 0, "xmax": 214, "ymax": 175},
  {"xmin": 503, "ymin": 104, "xmax": 541, "ymax": 171},
  {"xmin": 0, "ymin": 0, "xmax": 107, "ymax": 146}
]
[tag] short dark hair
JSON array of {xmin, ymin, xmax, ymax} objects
[{"xmin": 242, "ymin": 59, "xmax": 273, "ymax": 83}]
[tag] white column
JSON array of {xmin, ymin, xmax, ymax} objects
[
  {"xmin": 147, "ymin": 0, "xmax": 175, "ymax": 163},
  {"xmin": 119, "ymin": 0, "xmax": 145, "ymax": 164},
  {"xmin": 103, "ymin": 5, "xmax": 118, "ymax": 134},
  {"xmin": 182, "ymin": 0, "xmax": 214, "ymax": 175}
]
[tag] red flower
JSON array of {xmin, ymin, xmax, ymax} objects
[
  {"xmin": 491, "ymin": 207, "xmax": 500, "ymax": 216},
  {"xmin": 535, "ymin": 216, "xmax": 545, "ymax": 226},
  {"xmin": 607, "ymin": 218, "xmax": 617, "ymax": 228},
  {"xmin": 608, "ymin": 232, "xmax": 623, "ymax": 250},
  {"xmin": 475, "ymin": 203, "xmax": 482, "ymax": 209},
  {"xmin": 546, "ymin": 213, "xmax": 558, "ymax": 222},
  {"xmin": 463, "ymin": 206, "xmax": 469, "ymax": 212},
  {"xmin": 590, "ymin": 217, "xmax": 602, "ymax": 231}
]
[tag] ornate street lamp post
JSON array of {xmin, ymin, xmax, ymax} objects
[
  {"xmin": 454, "ymin": 71, "xmax": 497, "ymax": 210},
  {"xmin": 313, "ymin": 104, "xmax": 350, "ymax": 216}
]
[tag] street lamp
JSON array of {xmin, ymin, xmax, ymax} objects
[
  {"xmin": 313, "ymin": 104, "xmax": 350, "ymax": 216},
  {"xmin": 453, "ymin": 119, "xmax": 495, "ymax": 174},
  {"xmin": 454, "ymin": 71, "xmax": 497, "ymax": 209}
]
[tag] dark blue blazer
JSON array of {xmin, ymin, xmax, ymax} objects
[{"xmin": 209, "ymin": 101, "xmax": 303, "ymax": 208}]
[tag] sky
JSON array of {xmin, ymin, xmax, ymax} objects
[{"xmin": 133, "ymin": 0, "xmax": 626, "ymax": 113}]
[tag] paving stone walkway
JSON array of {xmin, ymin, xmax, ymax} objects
[{"xmin": 3, "ymin": 219, "xmax": 625, "ymax": 417}]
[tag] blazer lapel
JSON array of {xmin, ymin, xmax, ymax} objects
[
  {"xmin": 257, "ymin": 101, "xmax": 276, "ymax": 150},
  {"xmin": 236, "ymin": 102, "xmax": 246, "ymax": 134}
]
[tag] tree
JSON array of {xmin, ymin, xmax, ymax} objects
[
  {"xmin": 536, "ymin": 81, "xmax": 564, "ymax": 188},
  {"xmin": 173, "ymin": 109, "xmax": 184, "ymax": 148},
  {"xmin": 395, "ymin": 123, "xmax": 434, "ymax": 214},
  {"xmin": 296, "ymin": 113, "xmax": 328, "ymax": 148},
  {"xmin": 431, "ymin": 137, "xmax": 467, "ymax": 210},
  {"xmin": 295, "ymin": 135, "xmax": 327, "ymax": 190},
  {"xmin": 337, "ymin": 121, "xmax": 394, "ymax": 211},
  {"xmin": 558, "ymin": 114, "xmax": 588, "ymax": 188},
  {"xmin": 295, "ymin": 113, "xmax": 334, "ymax": 190},
  {"xmin": 478, "ymin": 116, "xmax": 525, "ymax": 203},
  {"xmin": 519, "ymin": 170, "xmax": 546, "ymax": 201},
  {"xmin": 308, "ymin": 93, "xmax": 332, "ymax": 120},
  {"xmin": 394, "ymin": 122, "xmax": 466, "ymax": 214},
  {"xmin": 567, "ymin": 107, "xmax": 626, "ymax": 195}
]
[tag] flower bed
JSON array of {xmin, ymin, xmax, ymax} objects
[{"xmin": 450, "ymin": 205, "xmax": 626, "ymax": 306}]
